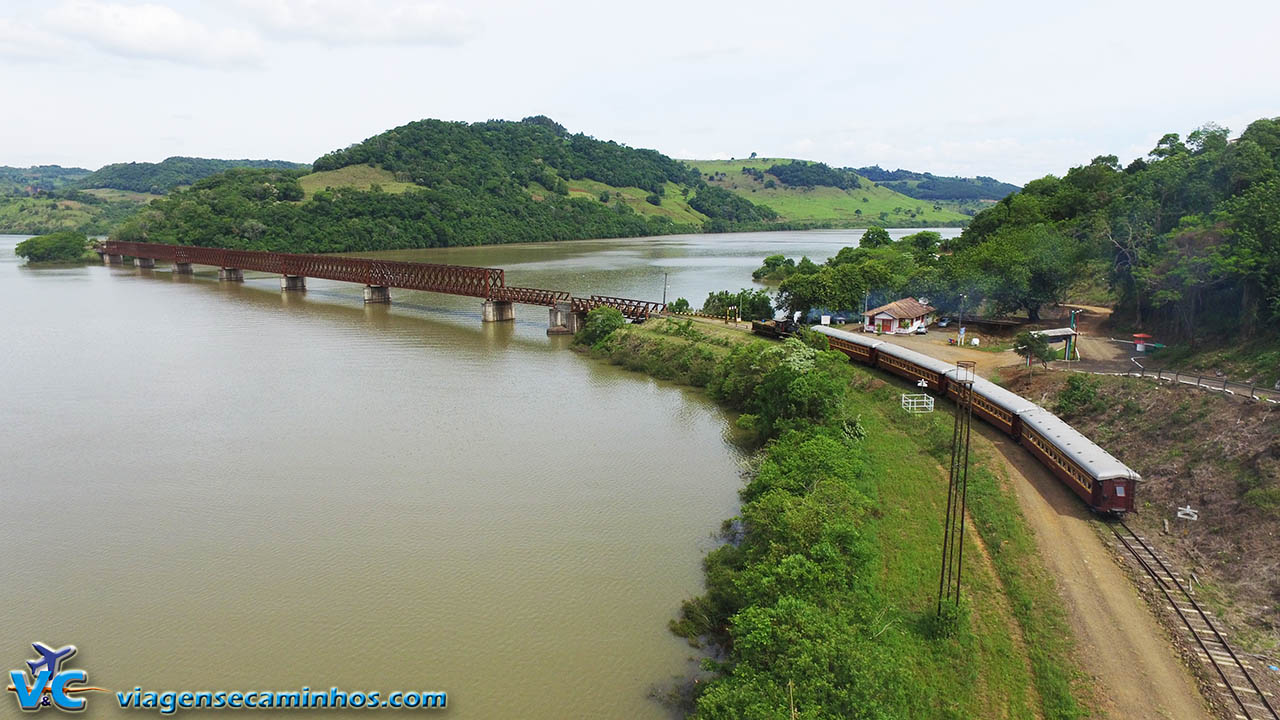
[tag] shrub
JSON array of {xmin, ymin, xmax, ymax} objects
[
  {"xmin": 574, "ymin": 306, "xmax": 625, "ymax": 347},
  {"xmin": 1056, "ymin": 374, "xmax": 1103, "ymax": 416},
  {"xmin": 668, "ymin": 297, "xmax": 691, "ymax": 313},
  {"xmin": 15, "ymin": 231, "xmax": 92, "ymax": 263}
]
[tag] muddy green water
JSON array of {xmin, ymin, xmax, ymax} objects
[{"xmin": 0, "ymin": 229, "xmax": 955, "ymax": 717}]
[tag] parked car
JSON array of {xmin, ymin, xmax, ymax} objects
[
  {"xmin": 916, "ymin": 326, "xmax": 928, "ymax": 334},
  {"xmin": 937, "ymin": 317, "xmax": 952, "ymax": 328}
]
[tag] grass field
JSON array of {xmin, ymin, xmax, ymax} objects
[
  {"xmin": 564, "ymin": 177, "xmax": 708, "ymax": 225},
  {"xmin": 296, "ymin": 164, "xmax": 416, "ymax": 199},
  {"xmin": 685, "ymin": 158, "xmax": 971, "ymax": 226}
]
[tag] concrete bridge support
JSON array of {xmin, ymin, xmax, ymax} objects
[
  {"xmin": 219, "ymin": 267, "xmax": 244, "ymax": 282},
  {"xmin": 547, "ymin": 301, "xmax": 585, "ymax": 335},
  {"xmin": 280, "ymin": 275, "xmax": 306, "ymax": 291},
  {"xmin": 364, "ymin": 285, "xmax": 391, "ymax": 303},
  {"xmin": 105, "ymin": 254, "xmax": 124, "ymax": 265},
  {"xmin": 174, "ymin": 262, "xmax": 193, "ymax": 275},
  {"xmin": 482, "ymin": 300, "xmax": 515, "ymax": 322},
  {"xmin": 134, "ymin": 257, "xmax": 156, "ymax": 268}
]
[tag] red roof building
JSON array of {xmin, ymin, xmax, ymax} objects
[{"xmin": 864, "ymin": 298, "xmax": 936, "ymax": 334}]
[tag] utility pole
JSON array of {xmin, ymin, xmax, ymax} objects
[
  {"xmin": 662, "ymin": 272, "xmax": 668, "ymax": 305},
  {"xmin": 938, "ymin": 360, "xmax": 976, "ymax": 614},
  {"xmin": 958, "ymin": 294, "xmax": 967, "ymax": 345}
]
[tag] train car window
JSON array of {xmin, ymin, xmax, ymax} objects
[{"xmin": 1115, "ymin": 485, "xmax": 1125, "ymax": 497}]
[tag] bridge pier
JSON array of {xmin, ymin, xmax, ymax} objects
[
  {"xmin": 280, "ymin": 275, "xmax": 306, "ymax": 291},
  {"xmin": 134, "ymin": 257, "xmax": 156, "ymax": 268},
  {"xmin": 547, "ymin": 301, "xmax": 585, "ymax": 335},
  {"xmin": 219, "ymin": 267, "xmax": 244, "ymax": 282},
  {"xmin": 105, "ymin": 253, "xmax": 124, "ymax": 265},
  {"xmin": 174, "ymin": 262, "xmax": 193, "ymax": 275},
  {"xmin": 482, "ymin": 300, "xmax": 515, "ymax": 322},
  {"xmin": 364, "ymin": 285, "xmax": 391, "ymax": 303}
]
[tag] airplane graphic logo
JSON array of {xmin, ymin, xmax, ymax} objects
[
  {"xmin": 7, "ymin": 643, "xmax": 103, "ymax": 712},
  {"xmin": 29, "ymin": 644, "xmax": 77, "ymax": 678}
]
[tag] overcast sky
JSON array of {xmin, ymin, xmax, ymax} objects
[{"xmin": 2, "ymin": 0, "xmax": 1276, "ymax": 184}]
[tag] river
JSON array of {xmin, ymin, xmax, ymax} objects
[{"xmin": 0, "ymin": 228, "xmax": 957, "ymax": 717}]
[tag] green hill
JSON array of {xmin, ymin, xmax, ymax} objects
[
  {"xmin": 78, "ymin": 156, "xmax": 309, "ymax": 194},
  {"xmin": 686, "ymin": 158, "xmax": 971, "ymax": 226},
  {"xmin": 855, "ymin": 166, "xmax": 1020, "ymax": 203},
  {"xmin": 0, "ymin": 165, "xmax": 90, "ymax": 195},
  {"xmin": 0, "ymin": 188, "xmax": 160, "ymax": 235},
  {"xmin": 0, "ymin": 157, "xmax": 309, "ymax": 235},
  {"xmin": 99, "ymin": 118, "xmax": 989, "ymax": 251},
  {"xmin": 113, "ymin": 117, "xmax": 785, "ymax": 252}
]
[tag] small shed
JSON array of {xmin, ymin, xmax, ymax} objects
[{"xmin": 864, "ymin": 298, "xmax": 936, "ymax": 334}]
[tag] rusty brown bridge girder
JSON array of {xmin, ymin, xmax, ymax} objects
[{"xmin": 105, "ymin": 241, "xmax": 664, "ymax": 319}]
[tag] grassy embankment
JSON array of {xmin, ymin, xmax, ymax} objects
[
  {"xmin": 685, "ymin": 159, "xmax": 971, "ymax": 227},
  {"xmin": 1005, "ymin": 370, "xmax": 1280, "ymax": 654},
  {"xmin": 584, "ymin": 316, "xmax": 1090, "ymax": 719}
]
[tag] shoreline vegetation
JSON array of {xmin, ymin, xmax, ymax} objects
[
  {"xmin": 575, "ymin": 310, "xmax": 1089, "ymax": 719},
  {"xmin": 14, "ymin": 231, "xmax": 98, "ymax": 264}
]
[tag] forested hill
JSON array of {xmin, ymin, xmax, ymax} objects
[
  {"xmin": 954, "ymin": 117, "xmax": 1280, "ymax": 344},
  {"xmin": 313, "ymin": 116, "xmax": 699, "ymax": 196},
  {"xmin": 855, "ymin": 166, "xmax": 1021, "ymax": 202},
  {"xmin": 77, "ymin": 157, "xmax": 309, "ymax": 193},
  {"xmin": 111, "ymin": 117, "xmax": 784, "ymax": 252},
  {"xmin": 0, "ymin": 165, "xmax": 90, "ymax": 194}
]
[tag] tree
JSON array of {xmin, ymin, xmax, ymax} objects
[
  {"xmin": 1013, "ymin": 331, "xmax": 1054, "ymax": 373},
  {"xmin": 702, "ymin": 288, "xmax": 774, "ymax": 321},
  {"xmin": 14, "ymin": 231, "xmax": 91, "ymax": 263},
  {"xmin": 668, "ymin": 297, "xmax": 691, "ymax": 313},
  {"xmin": 860, "ymin": 226, "xmax": 892, "ymax": 248},
  {"xmin": 575, "ymin": 306, "xmax": 625, "ymax": 346}
]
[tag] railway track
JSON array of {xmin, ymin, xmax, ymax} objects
[{"xmin": 1111, "ymin": 521, "xmax": 1279, "ymax": 720}]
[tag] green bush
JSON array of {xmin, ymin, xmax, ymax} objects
[
  {"xmin": 1055, "ymin": 374, "xmax": 1103, "ymax": 416},
  {"xmin": 574, "ymin": 306, "xmax": 625, "ymax": 347},
  {"xmin": 14, "ymin": 231, "xmax": 92, "ymax": 263},
  {"xmin": 668, "ymin": 297, "xmax": 691, "ymax": 313}
]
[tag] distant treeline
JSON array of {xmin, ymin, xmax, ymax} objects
[
  {"xmin": 856, "ymin": 165, "xmax": 1020, "ymax": 201},
  {"xmin": 77, "ymin": 157, "xmax": 309, "ymax": 194},
  {"xmin": 765, "ymin": 160, "xmax": 861, "ymax": 190},
  {"xmin": 0, "ymin": 165, "xmax": 90, "ymax": 195}
]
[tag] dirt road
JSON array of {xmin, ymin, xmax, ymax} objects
[{"xmin": 976, "ymin": 423, "xmax": 1212, "ymax": 719}]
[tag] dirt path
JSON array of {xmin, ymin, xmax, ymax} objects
[
  {"xmin": 880, "ymin": 329, "xmax": 1019, "ymax": 377},
  {"xmin": 975, "ymin": 423, "xmax": 1212, "ymax": 719}
]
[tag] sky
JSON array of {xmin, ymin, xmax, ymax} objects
[{"xmin": 1, "ymin": 0, "xmax": 1277, "ymax": 184}]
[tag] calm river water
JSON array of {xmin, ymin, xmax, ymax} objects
[{"xmin": 0, "ymin": 228, "xmax": 955, "ymax": 718}]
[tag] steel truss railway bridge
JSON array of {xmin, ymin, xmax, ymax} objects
[{"xmin": 102, "ymin": 241, "xmax": 665, "ymax": 334}]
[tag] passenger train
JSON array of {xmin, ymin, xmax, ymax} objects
[{"xmin": 810, "ymin": 324, "xmax": 1138, "ymax": 514}]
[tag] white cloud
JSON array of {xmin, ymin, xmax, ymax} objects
[
  {"xmin": 42, "ymin": 1, "xmax": 264, "ymax": 67},
  {"xmin": 236, "ymin": 0, "xmax": 474, "ymax": 46},
  {"xmin": 0, "ymin": 17, "xmax": 72, "ymax": 60}
]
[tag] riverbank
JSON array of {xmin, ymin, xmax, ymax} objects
[{"xmin": 581, "ymin": 317, "xmax": 1094, "ymax": 718}]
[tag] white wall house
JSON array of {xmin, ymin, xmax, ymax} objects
[{"xmin": 864, "ymin": 298, "xmax": 936, "ymax": 334}]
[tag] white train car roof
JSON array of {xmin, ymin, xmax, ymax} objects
[
  {"xmin": 872, "ymin": 338, "xmax": 957, "ymax": 376},
  {"xmin": 1017, "ymin": 407, "xmax": 1141, "ymax": 482},
  {"xmin": 950, "ymin": 372, "xmax": 1041, "ymax": 415},
  {"xmin": 810, "ymin": 324, "xmax": 885, "ymax": 350}
]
